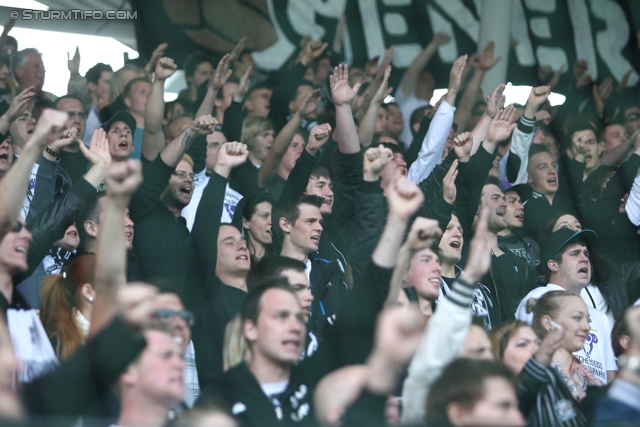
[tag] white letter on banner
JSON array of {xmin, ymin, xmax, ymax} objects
[{"xmin": 590, "ymin": 0, "xmax": 639, "ymax": 86}]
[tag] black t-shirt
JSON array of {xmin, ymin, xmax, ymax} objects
[{"xmin": 59, "ymin": 150, "xmax": 89, "ymax": 184}]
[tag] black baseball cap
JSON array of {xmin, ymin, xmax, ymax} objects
[
  {"xmin": 503, "ymin": 183, "xmax": 533, "ymax": 204},
  {"xmin": 101, "ymin": 110, "xmax": 136, "ymax": 133},
  {"xmin": 541, "ymin": 228, "xmax": 597, "ymax": 266}
]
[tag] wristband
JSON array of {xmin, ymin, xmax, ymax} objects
[{"xmin": 44, "ymin": 146, "xmax": 59, "ymax": 158}]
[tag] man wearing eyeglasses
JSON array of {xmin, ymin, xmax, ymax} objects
[
  {"xmin": 129, "ymin": 114, "xmax": 216, "ymax": 289},
  {"xmin": 153, "ymin": 283, "xmax": 200, "ymax": 410},
  {"xmin": 53, "ymin": 95, "xmax": 89, "ymax": 184}
]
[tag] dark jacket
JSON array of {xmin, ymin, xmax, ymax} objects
[
  {"xmin": 22, "ymin": 317, "xmax": 146, "ymax": 426},
  {"xmin": 579, "ymin": 153, "xmax": 640, "ymax": 265},
  {"xmin": 482, "ymin": 249, "xmax": 536, "ymax": 323},
  {"xmin": 16, "ymin": 177, "xmax": 97, "ymax": 285},
  {"xmin": 517, "ymin": 357, "xmax": 587, "ymax": 427},
  {"xmin": 130, "ymin": 155, "xmax": 189, "ymax": 288},
  {"xmin": 202, "ymin": 261, "xmax": 393, "ymax": 427}
]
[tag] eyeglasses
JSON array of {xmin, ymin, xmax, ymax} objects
[
  {"xmin": 10, "ymin": 221, "xmax": 28, "ymax": 233},
  {"xmin": 67, "ymin": 111, "xmax": 87, "ymax": 120},
  {"xmin": 154, "ymin": 309, "xmax": 194, "ymax": 327},
  {"xmin": 626, "ymin": 113, "xmax": 640, "ymax": 122},
  {"xmin": 172, "ymin": 171, "xmax": 199, "ymax": 182}
]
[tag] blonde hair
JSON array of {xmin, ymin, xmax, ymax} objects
[
  {"xmin": 111, "ymin": 63, "xmax": 145, "ymax": 101},
  {"xmin": 179, "ymin": 153, "xmax": 194, "ymax": 168},
  {"xmin": 240, "ymin": 116, "xmax": 273, "ymax": 149},
  {"xmin": 525, "ymin": 290, "xmax": 581, "ymax": 338},
  {"xmin": 223, "ymin": 315, "xmax": 250, "ymax": 371}
]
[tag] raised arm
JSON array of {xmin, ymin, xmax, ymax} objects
[
  {"xmin": 18, "ymin": 130, "xmax": 110, "ymax": 281},
  {"xmin": 402, "ymin": 209, "xmax": 492, "ymax": 424},
  {"xmin": 469, "ymin": 83, "xmax": 505, "ymax": 154},
  {"xmin": 195, "ymin": 54, "xmax": 232, "ymax": 119},
  {"xmin": 78, "ymin": 128, "xmax": 111, "ymax": 188},
  {"xmin": 143, "ymin": 43, "xmax": 168, "ymax": 78},
  {"xmin": 258, "ymin": 89, "xmax": 320, "ymax": 187},
  {"xmin": 0, "ymin": 109, "xmax": 65, "ymax": 238},
  {"xmin": 277, "ymin": 124, "xmax": 330, "ymax": 200},
  {"xmin": 407, "ymin": 54, "xmax": 466, "ymax": 184},
  {"xmin": 0, "ymin": 86, "xmax": 36, "ymax": 138},
  {"xmin": 358, "ymin": 66, "xmax": 391, "ymax": 148},
  {"xmin": 89, "ymin": 160, "xmax": 143, "ymax": 338},
  {"xmin": 330, "ymin": 64, "xmax": 362, "ymax": 154},
  {"xmin": 399, "ymin": 32, "xmax": 450, "ymax": 98},
  {"xmin": 161, "ymin": 114, "xmax": 217, "ymax": 167},
  {"xmin": 372, "ymin": 174, "xmax": 425, "ymax": 268},
  {"xmin": 142, "ymin": 57, "xmax": 177, "ymax": 161},
  {"xmin": 453, "ymin": 41, "xmax": 501, "ymax": 133},
  {"xmin": 349, "ymin": 145, "xmax": 393, "ymax": 276},
  {"xmin": 186, "ymin": 142, "xmax": 248, "ymax": 309},
  {"xmin": 509, "ymin": 85, "xmax": 550, "ymax": 183},
  {"xmin": 481, "ymin": 105, "xmax": 517, "ymax": 156}
]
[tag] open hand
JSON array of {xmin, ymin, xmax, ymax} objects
[
  {"xmin": 79, "ymin": 127, "xmax": 111, "ymax": 168},
  {"xmin": 67, "ymin": 46, "xmax": 80, "ymax": 75},
  {"xmin": 478, "ymin": 41, "xmax": 501, "ymax": 71},
  {"xmin": 4, "ymin": 86, "xmax": 36, "ymax": 123},
  {"xmin": 330, "ymin": 64, "xmax": 362, "ymax": 106},
  {"xmin": 486, "ymin": 105, "xmax": 517, "ymax": 143},
  {"xmin": 211, "ymin": 54, "xmax": 233, "ymax": 91},
  {"xmin": 297, "ymin": 88, "xmax": 321, "ymax": 117},
  {"xmin": 485, "ymin": 84, "xmax": 506, "ymax": 119},
  {"xmin": 461, "ymin": 207, "xmax": 491, "ymax": 283},
  {"xmin": 442, "ymin": 159, "xmax": 459, "ymax": 204}
]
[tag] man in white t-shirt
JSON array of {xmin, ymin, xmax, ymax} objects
[
  {"xmin": 515, "ymin": 228, "xmax": 617, "ymax": 383},
  {"xmin": 111, "ymin": 327, "xmax": 184, "ymax": 427},
  {"xmin": 182, "ymin": 129, "xmax": 243, "ymax": 230}
]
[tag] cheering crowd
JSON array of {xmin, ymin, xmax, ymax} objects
[{"xmin": 0, "ymin": 13, "xmax": 640, "ymax": 427}]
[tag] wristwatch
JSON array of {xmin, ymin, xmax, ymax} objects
[{"xmin": 44, "ymin": 146, "xmax": 59, "ymax": 158}]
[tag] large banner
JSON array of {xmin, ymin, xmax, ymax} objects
[{"xmin": 132, "ymin": 0, "xmax": 640, "ymax": 93}]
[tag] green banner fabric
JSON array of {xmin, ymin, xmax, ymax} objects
[{"xmin": 132, "ymin": 0, "xmax": 640, "ymax": 93}]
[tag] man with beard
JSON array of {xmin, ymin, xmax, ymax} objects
[
  {"xmin": 476, "ymin": 177, "xmax": 536, "ymax": 322},
  {"xmin": 54, "ymin": 95, "xmax": 90, "ymax": 184},
  {"xmin": 129, "ymin": 114, "xmax": 216, "ymax": 288}
]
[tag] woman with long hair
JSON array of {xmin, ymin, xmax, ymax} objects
[
  {"xmin": 490, "ymin": 319, "xmax": 540, "ymax": 374},
  {"xmin": 39, "ymin": 254, "xmax": 96, "ymax": 360},
  {"xmin": 497, "ymin": 291, "xmax": 603, "ymax": 426},
  {"xmin": 241, "ymin": 193, "xmax": 274, "ymax": 265}
]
